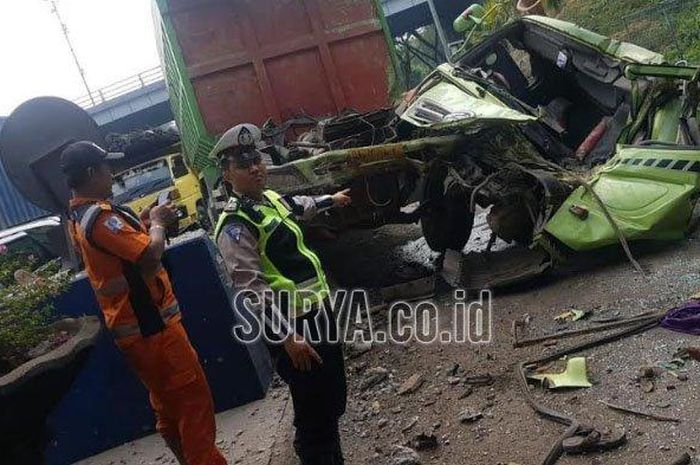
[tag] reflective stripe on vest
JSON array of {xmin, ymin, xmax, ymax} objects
[
  {"xmin": 111, "ymin": 303, "xmax": 181, "ymax": 339},
  {"xmin": 94, "ymin": 276, "xmax": 129, "ymax": 297},
  {"xmin": 70, "ymin": 201, "xmax": 169, "ymax": 338},
  {"xmin": 79, "ymin": 204, "xmax": 103, "ymax": 236},
  {"xmin": 215, "ymin": 190, "xmax": 329, "ymax": 317}
]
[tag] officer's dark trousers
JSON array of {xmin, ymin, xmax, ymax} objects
[{"xmin": 271, "ymin": 305, "xmax": 347, "ymax": 465}]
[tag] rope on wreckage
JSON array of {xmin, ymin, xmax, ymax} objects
[
  {"xmin": 464, "ymin": 160, "xmax": 647, "ymax": 275},
  {"xmin": 515, "ymin": 153, "xmax": 647, "ymax": 276},
  {"xmin": 577, "ymin": 178, "xmax": 646, "ymax": 275}
]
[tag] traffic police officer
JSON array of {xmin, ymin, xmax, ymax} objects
[
  {"xmin": 61, "ymin": 141, "xmax": 227, "ymax": 465},
  {"xmin": 212, "ymin": 125, "xmax": 351, "ymax": 465}
]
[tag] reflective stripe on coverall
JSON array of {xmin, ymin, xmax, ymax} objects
[{"xmin": 69, "ymin": 197, "xmax": 227, "ymax": 465}]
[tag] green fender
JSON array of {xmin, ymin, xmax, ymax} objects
[{"xmin": 543, "ymin": 146, "xmax": 700, "ymax": 251}]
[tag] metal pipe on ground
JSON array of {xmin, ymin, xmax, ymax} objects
[{"xmin": 516, "ymin": 316, "xmax": 662, "ymax": 465}]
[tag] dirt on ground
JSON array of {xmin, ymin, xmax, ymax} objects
[{"xmin": 309, "ymin": 219, "xmax": 700, "ymax": 465}]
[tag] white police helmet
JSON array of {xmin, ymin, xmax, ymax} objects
[{"xmin": 209, "ymin": 123, "xmax": 263, "ymax": 160}]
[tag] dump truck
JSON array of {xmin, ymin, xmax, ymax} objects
[{"xmin": 151, "ymin": 0, "xmax": 403, "ymax": 228}]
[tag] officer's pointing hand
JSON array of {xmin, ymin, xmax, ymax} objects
[
  {"xmin": 331, "ymin": 188, "xmax": 352, "ymax": 208},
  {"xmin": 283, "ymin": 337, "xmax": 323, "ymax": 372}
]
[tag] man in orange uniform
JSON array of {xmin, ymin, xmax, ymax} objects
[{"xmin": 61, "ymin": 141, "xmax": 227, "ymax": 465}]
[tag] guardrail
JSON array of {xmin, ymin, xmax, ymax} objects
[{"xmin": 73, "ymin": 66, "xmax": 165, "ymax": 110}]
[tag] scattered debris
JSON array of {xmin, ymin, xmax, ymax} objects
[
  {"xmin": 398, "ymin": 373, "xmax": 424, "ymax": 396},
  {"xmin": 458, "ymin": 410, "xmax": 483, "ymax": 424},
  {"xmin": 458, "ymin": 387, "xmax": 474, "ymax": 399},
  {"xmin": 658, "ymin": 358, "xmax": 687, "ymax": 379},
  {"xmin": 513, "ymin": 311, "xmax": 663, "ymax": 348},
  {"xmin": 446, "ymin": 362, "xmax": 460, "ymax": 376},
  {"xmin": 641, "ymin": 378, "xmax": 655, "ymax": 393},
  {"xmin": 516, "ymin": 316, "xmax": 660, "ymax": 465},
  {"xmin": 637, "ymin": 366, "xmax": 658, "ymax": 393},
  {"xmin": 361, "ymin": 367, "xmax": 389, "ymax": 390},
  {"xmin": 669, "ymin": 452, "xmax": 692, "ymax": 465},
  {"xmin": 639, "ymin": 366, "xmax": 658, "ymax": 378},
  {"xmin": 410, "ymin": 432, "xmax": 438, "ymax": 451},
  {"xmin": 402, "ymin": 417, "xmax": 419, "ymax": 433},
  {"xmin": 554, "ymin": 309, "xmax": 591, "ymax": 322},
  {"xmin": 561, "ymin": 427, "xmax": 626, "ymax": 454},
  {"xmin": 529, "ymin": 357, "xmax": 593, "ymax": 389},
  {"xmin": 346, "ymin": 341, "xmax": 373, "ymax": 360},
  {"xmin": 389, "ymin": 445, "xmax": 421, "ymax": 465},
  {"xmin": 661, "ymin": 299, "xmax": 700, "ymax": 335},
  {"xmin": 463, "ymin": 374, "xmax": 494, "ymax": 386},
  {"xmin": 599, "ymin": 400, "xmax": 682, "ymax": 423},
  {"xmin": 677, "ymin": 347, "xmax": 700, "ymax": 362}
]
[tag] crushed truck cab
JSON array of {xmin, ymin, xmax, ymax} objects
[{"xmin": 155, "ymin": 0, "xmax": 700, "ymax": 278}]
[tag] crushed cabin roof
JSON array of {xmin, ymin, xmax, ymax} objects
[{"xmin": 522, "ymin": 15, "xmax": 666, "ymax": 65}]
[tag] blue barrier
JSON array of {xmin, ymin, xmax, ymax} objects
[{"xmin": 45, "ymin": 232, "xmax": 273, "ymax": 465}]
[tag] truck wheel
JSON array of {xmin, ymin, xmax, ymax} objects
[{"xmin": 421, "ymin": 168, "xmax": 474, "ymax": 252}]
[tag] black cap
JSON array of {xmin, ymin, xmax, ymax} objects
[
  {"xmin": 229, "ymin": 147, "xmax": 265, "ymax": 161},
  {"xmin": 60, "ymin": 141, "xmax": 124, "ymax": 174},
  {"xmin": 217, "ymin": 145, "xmax": 265, "ymax": 168}
]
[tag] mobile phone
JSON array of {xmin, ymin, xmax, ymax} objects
[{"xmin": 157, "ymin": 191, "xmax": 170, "ymax": 206}]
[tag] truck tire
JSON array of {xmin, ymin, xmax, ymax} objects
[{"xmin": 420, "ymin": 166, "xmax": 474, "ymax": 252}]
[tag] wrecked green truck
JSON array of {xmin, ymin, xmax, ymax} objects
[
  {"xmin": 268, "ymin": 16, "xmax": 700, "ymax": 270},
  {"xmin": 159, "ymin": 8, "xmax": 700, "ymax": 274}
]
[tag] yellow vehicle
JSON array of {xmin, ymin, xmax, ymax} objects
[{"xmin": 112, "ymin": 153, "xmax": 206, "ymax": 232}]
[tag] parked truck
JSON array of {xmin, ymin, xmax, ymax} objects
[
  {"xmin": 151, "ymin": 0, "xmax": 404, "ymax": 229},
  {"xmin": 112, "ymin": 150, "xmax": 207, "ymax": 231}
]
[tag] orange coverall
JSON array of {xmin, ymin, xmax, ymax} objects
[{"xmin": 69, "ymin": 197, "xmax": 227, "ymax": 465}]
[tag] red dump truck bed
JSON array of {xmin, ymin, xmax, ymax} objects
[{"xmin": 154, "ymin": 0, "xmax": 398, "ymax": 174}]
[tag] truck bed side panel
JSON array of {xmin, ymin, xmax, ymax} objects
[{"xmin": 162, "ymin": 0, "xmax": 393, "ymax": 137}]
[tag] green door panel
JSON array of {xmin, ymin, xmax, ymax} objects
[
  {"xmin": 593, "ymin": 177, "xmax": 670, "ymax": 211},
  {"xmin": 544, "ymin": 146, "xmax": 700, "ymax": 251}
]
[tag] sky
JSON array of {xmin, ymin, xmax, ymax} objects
[{"xmin": 0, "ymin": 0, "xmax": 161, "ymax": 115}]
